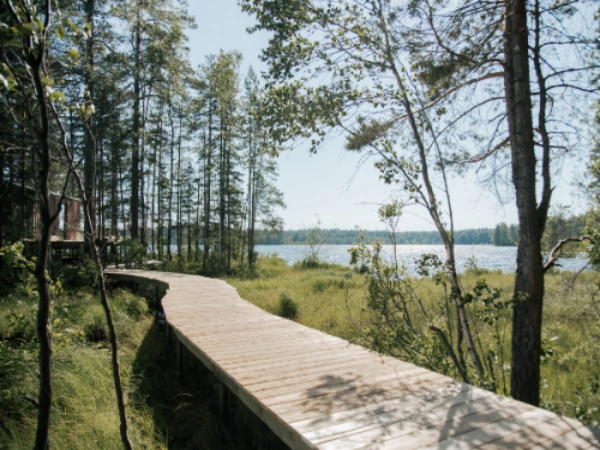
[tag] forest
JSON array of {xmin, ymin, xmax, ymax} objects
[
  {"xmin": 262, "ymin": 227, "xmax": 496, "ymax": 245},
  {"xmin": 261, "ymin": 216, "xmax": 582, "ymax": 247},
  {"xmin": 0, "ymin": 0, "xmax": 284, "ymax": 274},
  {"xmin": 261, "ymin": 224, "xmax": 518, "ymax": 245},
  {"xmin": 2, "ymin": 0, "xmax": 600, "ymax": 449}
]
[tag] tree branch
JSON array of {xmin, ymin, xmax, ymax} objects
[
  {"xmin": 430, "ymin": 324, "xmax": 470, "ymax": 383},
  {"xmin": 543, "ymin": 236, "xmax": 596, "ymax": 273}
]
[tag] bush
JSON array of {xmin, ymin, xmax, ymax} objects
[
  {"xmin": 0, "ymin": 241, "xmax": 35, "ymax": 297},
  {"xmin": 294, "ymin": 256, "xmax": 335, "ymax": 270},
  {"xmin": 112, "ymin": 290, "xmax": 148, "ymax": 320},
  {"xmin": 464, "ymin": 255, "xmax": 490, "ymax": 276},
  {"xmin": 56, "ymin": 257, "xmax": 98, "ymax": 288},
  {"xmin": 276, "ymin": 293, "xmax": 299, "ymax": 320},
  {"xmin": 119, "ymin": 238, "xmax": 147, "ymax": 268},
  {"xmin": 301, "ymin": 255, "xmax": 320, "ymax": 269},
  {"xmin": 83, "ymin": 307, "xmax": 108, "ymax": 343},
  {"xmin": 4, "ymin": 304, "xmax": 37, "ymax": 343}
]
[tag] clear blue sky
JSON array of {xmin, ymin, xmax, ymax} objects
[{"xmin": 185, "ymin": 1, "xmax": 581, "ymax": 231}]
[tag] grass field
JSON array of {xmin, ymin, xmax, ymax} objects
[{"xmin": 1, "ymin": 254, "xmax": 599, "ymax": 448}]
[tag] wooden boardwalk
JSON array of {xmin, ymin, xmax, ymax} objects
[{"xmin": 105, "ymin": 269, "xmax": 600, "ymax": 449}]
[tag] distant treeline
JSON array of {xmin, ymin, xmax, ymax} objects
[
  {"xmin": 260, "ymin": 228, "xmax": 497, "ymax": 245},
  {"xmin": 260, "ymin": 214, "xmax": 586, "ymax": 248}
]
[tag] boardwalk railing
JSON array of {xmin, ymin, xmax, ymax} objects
[{"xmin": 105, "ymin": 269, "xmax": 600, "ymax": 450}]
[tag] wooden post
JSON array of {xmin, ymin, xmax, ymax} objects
[
  {"xmin": 176, "ymin": 338, "xmax": 183, "ymax": 376},
  {"xmin": 217, "ymin": 383, "xmax": 230, "ymax": 425}
]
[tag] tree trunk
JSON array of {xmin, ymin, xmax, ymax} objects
[
  {"xmin": 246, "ymin": 134, "xmax": 254, "ymax": 267},
  {"xmin": 98, "ymin": 123, "xmax": 105, "ymax": 238},
  {"xmin": 177, "ymin": 108, "xmax": 183, "ymax": 259},
  {"xmin": 503, "ymin": 0, "xmax": 544, "ymax": 406},
  {"xmin": 83, "ymin": 0, "xmax": 97, "ymax": 236},
  {"xmin": 0, "ymin": 152, "xmax": 4, "ymax": 248},
  {"xmin": 377, "ymin": 15, "xmax": 485, "ymax": 381},
  {"xmin": 130, "ymin": 3, "xmax": 142, "ymax": 240},
  {"xmin": 75, "ymin": 172, "xmax": 134, "ymax": 450},
  {"xmin": 27, "ymin": 6, "xmax": 55, "ymax": 446},
  {"xmin": 167, "ymin": 98, "xmax": 174, "ymax": 261},
  {"xmin": 157, "ymin": 121, "xmax": 164, "ymax": 260},
  {"xmin": 203, "ymin": 103, "xmax": 213, "ymax": 269},
  {"xmin": 219, "ymin": 115, "xmax": 225, "ymax": 270},
  {"xmin": 150, "ymin": 113, "xmax": 159, "ymax": 256}
]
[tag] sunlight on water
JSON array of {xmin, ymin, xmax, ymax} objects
[{"xmin": 255, "ymin": 244, "xmax": 589, "ymax": 274}]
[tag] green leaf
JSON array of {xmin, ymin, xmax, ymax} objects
[
  {"xmin": 41, "ymin": 74, "xmax": 54, "ymax": 86},
  {"xmin": 16, "ymin": 22, "xmax": 39, "ymax": 36},
  {"xmin": 48, "ymin": 90, "xmax": 65, "ymax": 102},
  {"xmin": 67, "ymin": 48, "xmax": 80, "ymax": 62},
  {"xmin": 62, "ymin": 18, "xmax": 78, "ymax": 32},
  {"xmin": 0, "ymin": 74, "xmax": 7, "ymax": 90},
  {"xmin": 56, "ymin": 25, "xmax": 66, "ymax": 40}
]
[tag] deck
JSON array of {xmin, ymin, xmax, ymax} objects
[{"xmin": 105, "ymin": 269, "xmax": 600, "ymax": 449}]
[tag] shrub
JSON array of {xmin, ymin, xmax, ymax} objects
[
  {"xmin": 83, "ymin": 308, "xmax": 108, "ymax": 343},
  {"xmin": 56, "ymin": 257, "xmax": 97, "ymax": 288},
  {"xmin": 312, "ymin": 278, "xmax": 328, "ymax": 293},
  {"xmin": 276, "ymin": 293, "xmax": 299, "ymax": 320},
  {"xmin": 119, "ymin": 238, "xmax": 147, "ymax": 268},
  {"xmin": 464, "ymin": 255, "xmax": 490, "ymax": 276},
  {"xmin": 301, "ymin": 255, "xmax": 320, "ymax": 269},
  {"xmin": 0, "ymin": 241, "xmax": 35, "ymax": 297},
  {"xmin": 111, "ymin": 290, "xmax": 149, "ymax": 320},
  {"xmin": 5, "ymin": 304, "xmax": 37, "ymax": 342}
]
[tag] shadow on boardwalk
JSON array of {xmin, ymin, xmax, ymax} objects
[{"xmin": 282, "ymin": 370, "xmax": 597, "ymax": 449}]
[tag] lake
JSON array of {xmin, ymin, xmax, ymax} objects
[{"xmin": 255, "ymin": 244, "xmax": 590, "ymax": 274}]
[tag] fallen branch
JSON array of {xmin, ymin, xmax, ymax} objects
[{"xmin": 23, "ymin": 395, "xmax": 39, "ymax": 408}]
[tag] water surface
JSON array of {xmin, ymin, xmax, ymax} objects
[{"xmin": 255, "ymin": 244, "xmax": 589, "ymax": 274}]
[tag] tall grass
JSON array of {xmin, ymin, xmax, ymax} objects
[{"xmin": 0, "ymin": 286, "xmax": 287, "ymax": 449}]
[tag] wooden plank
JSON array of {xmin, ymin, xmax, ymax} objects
[
  {"xmin": 171, "ymin": 326, "xmax": 319, "ymax": 450},
  {"xmin": 412, "ymin": 408, "xmax": 559, "ymax": 450},
  {"xmin": 204, "ymin": 343, "xmax": 390, "ymax": 369},
  {"xmin": 277, "ymin": 373, "xmax": 455, "ymax": 424},
  {"xmin": 260, "ymin": 367, "xmax": 432, "ymax": 406},
  {"xmin": 313, "ymin": 388, "xmax": 532, "ymax": 450},
  {"xmin": 228, "ymin": 349, "xmax": 382, "ymax": 379},
  {"xmin": 246, "ymin": 360, "xmax": 419, "ymax": 396},
  {"xmin": 216, "ymin": 346, "xmax": 374, "ymax": 371},
  {"xmin": 184, "ymin": 330, "xmax": 345, "ymax": 353},
  {"xmin": 186, "ymin": 334, "xmax": 344, "ymax": 357},
  {"xmin": 206, "ymin": 340, "xmax": 356, "ymax": 363},
  {"xmin": 482, "ymin": 415, "xmax": 584, "ymax": 449},
  {"xmin": 290, "ymin": 382, "xmax": 470, "ymax": 434},
  {"xmin": 237, "ymin": 355, "xmax": 396, "ymax": 385},
  {"xmin": 527, "ymin": 426, "xmax": 600, "ymax": 450}
]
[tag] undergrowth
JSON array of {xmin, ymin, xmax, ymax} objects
[{"xmin": 0, "ymin": 284, "xmax": 287, "ymax": 449}]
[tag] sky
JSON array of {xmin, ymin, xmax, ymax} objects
[{"xmin": 185, "ymin": 1, "xmax": 584, "ymax": 231}]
